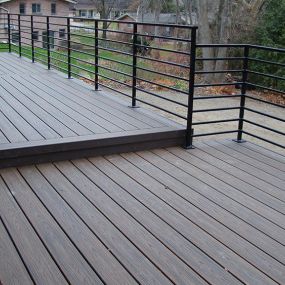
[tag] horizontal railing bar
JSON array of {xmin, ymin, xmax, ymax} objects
[
  {"xmin": 243, "ymin": 119, "xmax": 285, "ymax": 135},
  {"xmin": 97, "ymin": 37, "xmax": 133, "ymax": 46},
  {"xmin": 245, "ymin": 94, "xmax": 285, "ymax": 108},
  {"xmin": 136, "ymin": 32, "xmax": 192, "ymax": 42},
  {"xmin": 192, "ymin": 118, "xmax": 239, "ymax": 125},
  {"xmin": 242, "ymin": 131, "xmax": 284, "ymax": 149},
  {"xmin": 193, "ymin": 94, "xmax": 242, "ymax": 100},
  {"xmin": 135, "ymin": 97, "xmax": 187, "ymax": 119},
  {"xmin": 248, "ymin": 44, "xmax": 285, "ymax": 53},
  {"xmin": 246, "ymin": 82, "xmax": 285, "ymax": 95},
  {"xmin": 192, "ymin": 130, "xmax": 238, "ymax": 137},
  {"xmin": 98, "ymin": 74, "xmax": 132, "ymax": 88},
  {"xmin": 136, "ymin": 77, "xmax": 188, "ymax": 95},
  {"xmin": 194, "ymin": 82, "xmax": 242, "ymax": 88},
  {"xmin": 97, "ymin": 55, "xmax": 132, "ymax": 67},
  {"xmin": 196, "ymin": 57, "xmax": 244, "ymax": 61},
  {"xmin": 248, "ymin": 70, "xmax": 285, "ymax": 81},
  {"xmin": 245, "ymin": 107, "xmax": 285, "ymax": 122},
  {"xmin": 50, "ymin": 62, "xmax": 68, "ymax": 73},
  {"xmin": 135, "ymin": 43, "xmax": 190, "ymax": 56},
  {"xmin": 193, "ymin": 107, "xmax": 240, "ymax": 113},
  {"xmin": 97, "ymin": 28, "xmax": 132, "ymax": 35},
  {"xmin": 70, "ymin": 24, "xmax": 95, "ymax": 31},
  {"xmin": 136, "ymin": 55, "xmax": 189, "ymax": 68},
  {"xmin": 70, "ymin": 63, "xmax": 95, "ymax": 74},
  {"xmin": 195, "ymin": 69, "xmax": 242, "ymax": 74},
  {"xmin": 135, "ymin": 86, "xmax": 188, "ymax": 107},
  {"xmin": 99, "ymin": 82, "xmax": 132, "ymax": 98},
  {"xmin": 136, "ymin": 65, "xmax": 189, "ymax": 82},
  {"xmin": 197, "ymin": 44, "xmax": 246, "ymax": 48},
  {"xmin": 98, "ymin": 46, "xmax": 132, "ymax": 57},
  {"xmin": 248, "ymin": 57, "xmax": 285, "ymax": 68},
  {"xmin": 98, "ymin": 65, "xmax": 132, "ymax": 78},
  {"xmin": 70, "ymin": 69, "xmax": 93, "ymax": 79}
]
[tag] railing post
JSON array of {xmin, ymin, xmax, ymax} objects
[
  {"xmin": 235, "ymin": 45, "xmax": 249, "ymax": 143},
  {"xmin": 18, "ymin": 14, "xmax": 21, "ymax": 56},
  {"xmin": 67, "ymin": 17, "xmax": 71, "ymax": 78},
  {"xmin": 94, "ymin": 19, "xmax": 99, "ymax": 90},
  {"xmin": 131, "ymin": 22, "xmax": 138, "ymax": 107},
  {"xmin": 7, "ymin": 13, "xmax": 11, "ymax": 52},
  {"xmin": 46, "ymin": 16, "xmax": 51, "ymax": 69},
  {"xmin": 185, "ymin": 27, "xmax": 197, "ymax": 148},
  {"xmin": 31, "ymin": 15, "xmax": 35, "ymax": 62}
]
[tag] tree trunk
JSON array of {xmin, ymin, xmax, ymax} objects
[{"xmin": 197, "ymin": 0, "xmax": 215, "ymax": 83}]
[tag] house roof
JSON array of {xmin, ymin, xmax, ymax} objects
[
  {"xmin": 116, "ymin": 12, "xmax": 197, "ymax": 25},
  {"xmin": 0, "ymin": 0, "xmax": 77, "ymax": 4},
  {"xmin": 74, "ymin": 0, "xmax": 131, "ymax": 10},
  {"xmin": 116, "ymin": 13, "xmax": 183, "ymax": 24}
]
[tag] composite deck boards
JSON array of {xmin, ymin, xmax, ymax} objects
[
  {"xmin": 0, "ymin": 53, "xmax": 185, "ymax": 167},
  {"xmin": 0, "ymin": 52, "xmax": 284, "ymax": 285},
  {"xmin": 0, "ymin": 141, "xmax": 285, "ymax": 285}
]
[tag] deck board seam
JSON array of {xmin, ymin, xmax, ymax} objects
[
  {"xmin": 0, "ymin": 173, "xmax": 71, "ymax": 284},
  {"xmin": 0, "ymin": 78, "xmax": 64, "ymax": 139},
  {"xmin": 150, "ymin": 149, "xmax": 285, "ymax": 230},
  {"xmin": 193, "ymin": 144, "xmax": 285, "ymax": 202},
  {"xmin": 0, "ymin": 215, "xmax": 36, "ymax": 284},
  {"xmin": 122, "ymin": 152, "xmax": 285, "ymax": 263},
  {"xmin": 100, "ymin": 154, "xmax": 284, "ymax": 283}
]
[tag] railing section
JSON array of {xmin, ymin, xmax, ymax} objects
[{"xmin": 0, "ymin": 13, "xmax": 284, "ymax": 149}]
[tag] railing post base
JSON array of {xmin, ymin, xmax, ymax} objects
[
  {"xmin": 184, "ymin": 128, "xmax": 194, "ymax": 149},
  {"xmin": 128, "ymin": 105, "xmax": 140, "ymax": 109},
  {"xmin": 233, "ymin": 139, "xmax": 246, "ymax": 143}
]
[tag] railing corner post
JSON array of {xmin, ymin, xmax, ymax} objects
[
  {"xmin": 185, "ymin": 27, "xmax": 197, "ymax": 149},
  {"xmin": 235, "ymin": 44, "xmax": 249, "ymax": 143},
  {"xmin": 7, "ymin": 13, "xmax": 11, "ymax": 53},
  {"xmin": 131, "ymin": 22, "xmax": 138, "ymax": 108},
  {"xmin": 67, "ymin": 17, "xmax": 71, "ymax": 78},
  {"xmin": 31, "ymin": 15, "xmax": 35, "ymax": 62},
  {"xmin": 18, "ymin": 14, "xmax": 21, "ymax": 57},
  {"xmin": 46, "ymin": 16, "xmax": 51, "ymax": 70},
  {"xmin": 94, "ymin": 19, "xmax": 99, "ymax": 90}
]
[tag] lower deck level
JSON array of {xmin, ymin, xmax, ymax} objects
[{"xmin": 1, "ymin": 140, "xmax": 285, "ymax": 285}]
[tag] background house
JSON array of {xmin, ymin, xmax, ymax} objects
[
  {"xmin": 116, "ymin": 13, "xmax": 196, "ymax": 37},
  {"xmin": 0, "ymin": 0, "xmax": 76, "ymax": 48},
  {"xmin": 73, "ymin": 0, "xmax": 131, "ymax": 20}
]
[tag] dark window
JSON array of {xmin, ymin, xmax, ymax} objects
[
  {"xmin": 88, "ymin": 10, "xmax": 93, "ymax": 18},
  {"xmin": 51, "ymin": 3, "xmax": 56, "ymax": 15},
  {"xmin": 79, "ymin": 10, "xmax": 87, "ymax": 17},
  {"xmin": 19, "ymin": 3, "xmax": 26, "ymax": 14},
  {"xmin": 59, "ymin": 29, "xmax": 65, "ymax": 38},
  {"xmin": 42, "ymin": 31, "xmax": 55, "ymax": 49},
  {"xmin": 32, "ymin": 3, "xmax": 41, "ymax": 14},
  {"xmin": 32, "ymin": 31, "xmax": 39, "ymax": 40},
  {"xmin": 12, "ymin": 32, "xmax": 19, "ymax": 43}
]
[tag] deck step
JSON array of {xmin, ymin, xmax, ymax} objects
[{"xmin": 0, "ymin": 128, "xmax": 185, "ymax": 169}]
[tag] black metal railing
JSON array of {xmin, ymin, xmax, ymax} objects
[{"xmin": 0, "ymin": 13, "xmax": 284, "ymax": 149}]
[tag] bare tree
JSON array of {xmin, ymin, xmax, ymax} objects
[
  {"xmin": 195, "ymin": 0, "xmax": 265, "ymax": 82},
  {"xmin": 91, "ymin": 0, "xmax": 118, "ymax": 38}
]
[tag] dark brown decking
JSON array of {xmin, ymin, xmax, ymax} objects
[
  {"xmin": 0, "ymin": 53, "xmax": 184, "ymax": 168},
  {"xmin": 1, "ymin": 140, "xmax": 285, "ymax": 285}
]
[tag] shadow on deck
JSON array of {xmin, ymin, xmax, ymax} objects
[{"xmin": 0, "ymin": 53, "xmax": 185, "ymax": 168}]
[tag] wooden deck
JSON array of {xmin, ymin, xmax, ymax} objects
[
  {"xmin": 0, "ymin": 53, "xmax": 184, "ymax": 168},
  {"xmin": 1, "ymin": 139, "xmax": 285, "ymax": 285}
]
